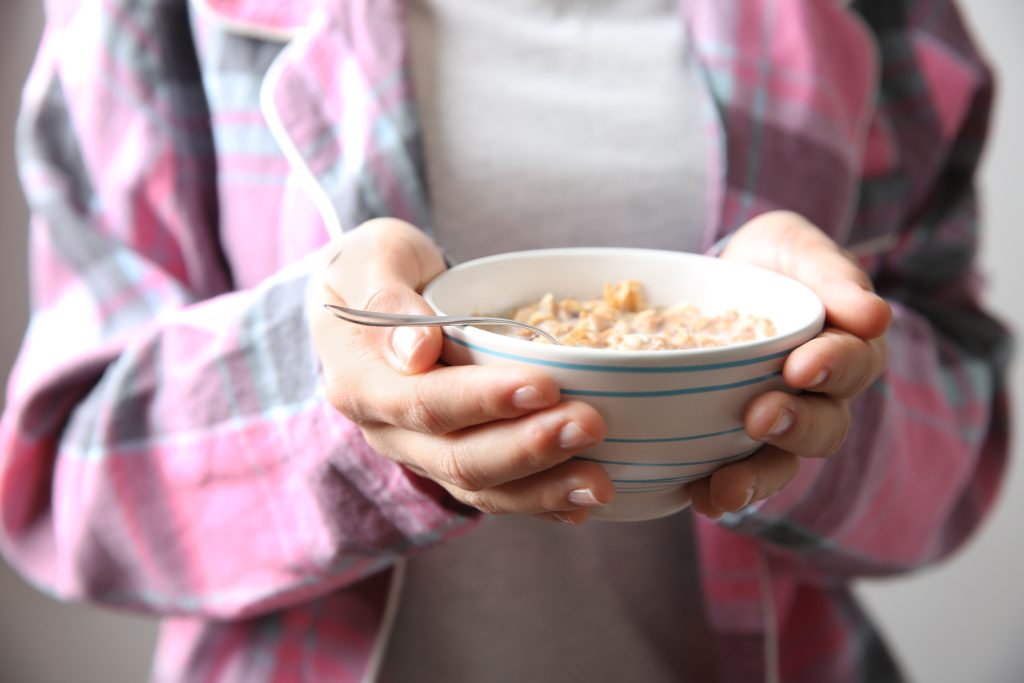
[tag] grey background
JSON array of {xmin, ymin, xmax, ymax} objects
[{"xmin": 1, "ymin": 2, "xmax": 1021, "ymax": 681}]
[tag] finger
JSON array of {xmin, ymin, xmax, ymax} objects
[
  {"xmin": 783, "ymin": 328, "xmax": 888, "ymax": 398},
  {"xmin": 744, "ymin": 390, "xmax": 851, "ymax": 459},
  {"xmin": 372, "ymin": 400, "xmax": 607, "ymax": 492},
  {"xmin": 340, "ymin": 362, "xmax": 562, "ymax": 433},
  {"xmin": 319, "ymin": 219, "xmax": 447, "ymax": 374},
  {"xmin": 450, "ymin": 458, "xmax": 615, "ymax": 516},
  {"xmin": 724, "ymin": 211, "xmax": 892, "ymax": 339},
  {"xmin": 325, "ymin": 218, "xmax": 446, "ymax": 306},
  {"xmin": 689, "ymin": 446, "xmax": 799, "ymax": 516},
  {"xmin": 319, "ymin": 281, "xmax": 444, "ymax": 375},
  {"xmin": 688, "ymin": 478, "xmax": 718, "ymax": 519}
]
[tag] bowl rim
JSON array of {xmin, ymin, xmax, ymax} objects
[{"xmin": 422, "ymin": 247, "xmax": 826, "ymax": 363}]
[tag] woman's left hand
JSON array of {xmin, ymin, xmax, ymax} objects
[{"xmin": 687, "ymin": 211, "xmax": 892, "ymax": 518}]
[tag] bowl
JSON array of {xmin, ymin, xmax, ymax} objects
[{"xmin": 422, "ymin": 248, "xmax": 825, "ymax": 522}]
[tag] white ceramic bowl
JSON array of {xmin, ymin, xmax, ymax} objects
[{"xmin": 422, "ymin": 248, "xmax": 825, "ymax": 522}]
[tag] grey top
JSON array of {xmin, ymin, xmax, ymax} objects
[
  {"xmin": 382, "ymin": 0, "xmax": 716, "ymax": 680},
  {"xmin": 381, "ymin": 513, "xmax": 718, "ymax": 682},
  {"xmin": 407, "ymin": 0, "xmax": 709, "ymax": 264}
]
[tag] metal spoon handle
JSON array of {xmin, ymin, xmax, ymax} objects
[{"xmin": 323, "ymin": 304, "xmax": 560, "ymax": 344}]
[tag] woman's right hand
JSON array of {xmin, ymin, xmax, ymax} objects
[{"xmin": 307, "ymin": 218, "xmax": 613, "ymax": 524}]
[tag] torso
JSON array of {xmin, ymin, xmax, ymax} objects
[{"xmin": 383, "ymin": 2, "xmax": 718, "ymax": 680}]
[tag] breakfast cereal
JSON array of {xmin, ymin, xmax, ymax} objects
[{"xmin": 495, "ymin": 280, "xmax": 776, "ymax": 350}]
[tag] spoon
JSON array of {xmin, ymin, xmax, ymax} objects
[{"xmin": 324, "ymin": 304, "xmax": 561, "ymax": 344}]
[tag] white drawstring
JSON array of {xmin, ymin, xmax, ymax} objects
[
  {"xmin": 361, "ymin": 558, "xmax": 407, "ymax": 683},
  {"xmin": 259, "ymin": 9, "xmax": 346, "ymax": 241}
]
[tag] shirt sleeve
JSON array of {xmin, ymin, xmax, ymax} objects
[
  {"xmin": 719, "ymin": 0, "xmax": 1013, "ymax": 578},
  {"xmin": 0, "ymin": 4, "xmax": 472, "ymax": 620}
]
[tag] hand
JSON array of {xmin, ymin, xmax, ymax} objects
[
  {"xmin": 687, "ymin": 211, "xmax": 892, "ymax": 518},
  {"xmin": 307, "ymin": 218, "xmax": 613, "ymax": 524}
]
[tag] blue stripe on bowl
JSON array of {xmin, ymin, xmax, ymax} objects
[
  {"xmin": 613, "ymin": 471, "xmax": 711, "ymax": 484},
  {"xmin": 443, "ymin": 333, "xmax": 793, "ymax": 372},
  {"xmin": 576, "ymin": 446, "xmax": 758, "ymax": 468},
  {"xmin": 603, "ymin": 425, "xmax": 746, "ymax": 444},
  {"xmin": 560, "ymin": 371, "xmax": 781, "ymax": 398}
]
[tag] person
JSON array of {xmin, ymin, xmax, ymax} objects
[{"xmin": 0, "ymin": 0, "xmax": 1011, "ymax": 681}]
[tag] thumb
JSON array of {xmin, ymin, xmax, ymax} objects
[
  {"xmin": 362, "ymin": 286, "xmax": 443, "ymax": 374},
  {"xmin": 319, "ymin": 219, "xmax": 446, "ymax": 374},
  {"xmin": 723, "ymin": 211, "xmax": 891, "ymax": 340}
]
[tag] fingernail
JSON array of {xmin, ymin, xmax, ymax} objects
[
  {"xmin": 390, "ymin": 326, "xmax": 424, "ymax": 369},
  {"xmin": 567, "ymin": 488, "xmax": 601, "ymax": 507},
  {"xmin": 741, "ymin": 484, "xmax": 756, "ymax": 509},
  {"xmin": 559, "ymin": 422, "xmax": 597, "ymax": 450},
  {"xmin": 554, "ymin": 512, "xmax": 578, "ymax": 525},
  {"xmin": 810, "ymin": 368, "xmax": 830, "ymax": 388},
  {"xmin": 766, "ymin": 409, "xmax": 794, "ymax": 438},
  {"xmin": 512, "ymin": 386, "xmax": 549, "ymax": 410}
]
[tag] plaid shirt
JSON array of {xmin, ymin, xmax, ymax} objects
[{"xmin": 1, "ymin": 1, "xmax": 1011, "ymax": 681}]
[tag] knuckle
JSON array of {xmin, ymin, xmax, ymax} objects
[
  {"xmin": 361, "ymin": 429, "xmax": 393, "ymax": 460},
  {"xmin": 404, "ymin": 396, "xmax": 447, "ymax": 434},
  {"xmin": 461, "ymin": 490, "xmax": 500, "ymax": 516},
  {"xmin": 436, "ymin": 441, "xmax": 483, "ymax": 492},
  {"xmin": 362, "ymin": 284, "xmax": 407, "ymax": 314},
  {"xmin": 508, "ymin": 440, "xmax": 550, "ymax": 475},
  {"xmin": 823, "ymin": 401, "xmax": 851, "ymax": 456},
  {"xmin": 403, "ymin": 376, "xmax": 451, "ymax": 433},
  {"xmin": 848, "ymin": 350, "xmax": 880, "ymax": 396},
  {"xmin": 847, "ymin": 373, "xmax": 872, "ymax": 398},
  {"xmin": 324, "ymin": 376, "xmax": 369, "ymax": 423},
  {"xmin": 830, "ymin": 336, "xmax": 879, "ymax": 398},
  {"xmin": 472, "ymin": 386, "xmax": 496, "ymax": 421},
  {"xmin": 510, "ymin": 423, "xmax": 559, "ymax": 471}
]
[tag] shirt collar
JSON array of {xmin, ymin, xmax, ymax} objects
[{"xmin": 190, "ymin": 0, "xmax": 317, "ymax": 41}]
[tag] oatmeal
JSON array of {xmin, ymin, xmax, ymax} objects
[{"xmin": 495, "ymin": 280, "xmax": 776, "ymax": 350}]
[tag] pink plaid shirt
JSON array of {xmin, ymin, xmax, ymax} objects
[{"xmin": 1, "ymin": 1, "xmax": 1011, "ymax": 681}]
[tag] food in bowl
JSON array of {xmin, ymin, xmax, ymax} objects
[
  {"xmin": 422, "ymin": 248, "xmax": 825, "ymax": 522},
  {"xmin": 494, "ymin": 279, "xmax": 777, "ymax": 350}
]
